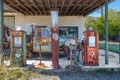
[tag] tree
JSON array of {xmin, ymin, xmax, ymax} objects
[
  {"xmin": 92, "ymin": 17, "xmax": 105, "ymax": 40},
  {"xmin": 84, "ymin": 16, "xmax": 96, "ymax": 30},
  {"xmin": 85, "ymin": 9, "xmax": 120, "ymax": 41}
]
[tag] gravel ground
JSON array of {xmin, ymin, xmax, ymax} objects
[
  {"xmin": 29, "ymin": 68, "xmax": 120, "ymax": 80},
  {"xmin": 59, "ymin": 71, "xmax": 120, "ymax": 80}
]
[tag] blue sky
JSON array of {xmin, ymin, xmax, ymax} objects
[{"xmin": 89, "ymin": 0, "xmax": 120, "ymax": 17}]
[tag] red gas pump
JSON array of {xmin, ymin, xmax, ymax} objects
[
  {"xmin": 51, "ymin": 9, "xmax": 59, "ymax": 68},
  {"xmin": 83, "ymin": 30, "xmax": 99, "ymax": 66}
]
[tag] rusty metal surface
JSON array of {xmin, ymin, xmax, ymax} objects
[
  {"xmin": 33, "ymin": 39, "xmax": 51, "ymax": 52},
  {"xmin": 83, "ymin": 30, "xmax": 99, "ymax": 66},
  {"xmin": 10, "ymin": 31, "xmax": 26, "ymax": 67},
  {"xmin": 51, "ymin": 28, "xmax": 59, "ymax": 68}
]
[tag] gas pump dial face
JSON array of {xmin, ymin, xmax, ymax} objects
[
  {"xmin": 52, "ymin": 33, "xmax": 58, "ymax": 41},
  {"xmin": 65, "ymin": 39, "xmax": 76, "ymax": 46}
]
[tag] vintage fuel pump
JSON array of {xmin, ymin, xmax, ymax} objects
[
  {"xmin": 64, "ymin": 39, "xmax": 76, "ymax": 67},
  {"xmin": 50, "ymin": 9, "xmax": 59, "ymax": 68},
  {"xmin": 83, "ymin": 30, "xmax": 99, "ymax": 66},
  {"xmin": 10, "ymin": 30, "xmax": 27, "ymax": 67}
]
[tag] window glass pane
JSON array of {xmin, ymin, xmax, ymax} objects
[
  {"xmin": 59, "ymin": 26, "xmax": 78, "ymax": 38},
  {"xmin": 59, "ymin": 26, "xmax": 78, "ymax": 46},
  {"xmin": 4, "ymin": 16, "xmax": 15, "ymax": 30}
]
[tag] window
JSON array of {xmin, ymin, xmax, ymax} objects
[
  {"xmin": 4, "ymin": 16, "xmax": 15, "ymax": 30},
  {"xmin": 59, "ymin": 26, "xmax": 78, "ymax": 38},
  {"xmin": 59, "ymin": 26, "xmax": 78, "ymax": 46}
]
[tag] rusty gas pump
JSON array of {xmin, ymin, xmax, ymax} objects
[
  {"xmin": 10, "ymin": 30, "xmax": 27, "ymax": 67},
  {"xmin": 50, "ymin": 9, "xmax": 59, "ymax": 68},
  {"xmin": 83, "ymin": 30, "xmax": 99, "ymax": 66}
]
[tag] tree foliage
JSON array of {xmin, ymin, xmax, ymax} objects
[
  {"xmin": 84, "ymin": 16, "xmax": 95, "ymax": 30},
  {"xmin": 85, "ymin": 9, "xmax": 120, "ymax": 41}
]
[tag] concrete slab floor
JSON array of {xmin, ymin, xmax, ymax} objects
[{"xmin": 26, "ymin": 49, "xmax": 120, "ymax": 70}]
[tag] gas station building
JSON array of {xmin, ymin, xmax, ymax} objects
[{"xmin": 0, "ymin": 0, "xmax": 113, "ymax": 68}]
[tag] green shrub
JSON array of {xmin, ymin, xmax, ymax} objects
[
  {"xmin": 96, "ymin": 69, "xmax": 108, "ymax": 73},
  {"xmin": 0, "ymin": 65, "xmax": 35, "ymax": 80},
  {"xmin": 99, "ymin": 41, "xmax": 119, "ymax": 53}
]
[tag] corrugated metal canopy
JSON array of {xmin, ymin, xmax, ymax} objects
[{"xmin": 4, "ymin": 0, "xmax": 113, "ymax": 16}]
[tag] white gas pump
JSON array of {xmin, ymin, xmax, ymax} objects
[{"xmin": 65, "ymin": 38, "xmax": 76, "ymax": 67}]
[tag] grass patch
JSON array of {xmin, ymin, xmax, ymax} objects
[
  {"xmin": 99, "ymin": 41, "xmax": 119, "ymax": 53},
  {"xmin": 96, "ymin": 69, "xmax": 108, "ymax": 73},
  {"xmin": 0, "ymin": 65, "xmax": 41, "ymax": 80}
]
